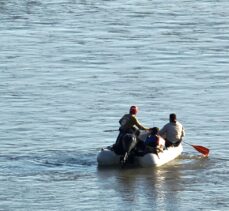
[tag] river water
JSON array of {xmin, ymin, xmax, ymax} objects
[{"xmin": 0, "ymin": 0, "xmax": 229, "ymax": 210}]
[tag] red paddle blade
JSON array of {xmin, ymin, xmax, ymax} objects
[{"xmin": 192, "ymin": 145, "xmax": 210, "ymax": 157}]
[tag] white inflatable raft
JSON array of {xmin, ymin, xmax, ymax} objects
[
  {"xmin": 137, "ymin": 144, "xmax": 183, "ymax": 167},
  {"xmin": 97, "ymin": 144, "xmax": 183, "ymax": 167}
]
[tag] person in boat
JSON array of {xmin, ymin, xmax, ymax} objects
[
  {"xmin": 112, "ymin": 105, "xmax": 149, "ymax": 155},
  {"xmin": 159, "ymin": 113, "xmax": 185, "ymax": 148},
  {"xmin": 144, "ymin": 127, "xmax": 165, "ymax": 153}
]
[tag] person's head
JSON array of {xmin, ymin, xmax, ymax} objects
[
  {"xmin": 149, "ymin": 127, "xmax": 159, "ymax": 135},
  {"xmin": 170, "ymin": 113, "xmax": 177, "ymax": 123},
  {"xmin": 129, "ymin": 105, "xmax": 138, "ymax": 115}
]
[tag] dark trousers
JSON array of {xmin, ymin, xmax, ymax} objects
[{"xmin": 165, "ymin": 139, "xmax": 181, "ymax": 147}]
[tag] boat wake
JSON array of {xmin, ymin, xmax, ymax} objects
[
  {"xmin": 0, "ymin": 150, "xmax": 97, "ymax": 182},
  {"xmin": 179, "ymin": 153, "xmax": 209, "ymax": 160}
]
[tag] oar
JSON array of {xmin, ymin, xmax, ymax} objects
[{"xmin": 183, "ymin": 141, "xmax": 209, "ymax": 157}]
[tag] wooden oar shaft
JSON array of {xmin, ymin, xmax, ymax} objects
[{"xmin": 183, "ymin": 141, "xmax": 192, "ymax": 146}]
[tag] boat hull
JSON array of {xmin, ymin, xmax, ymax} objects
[
  {"xmin": 97, "ymin": 144, "xmax": 183, "ymax": 167},
  {"xmin": 137, "ymin": 144, "xmax": 183, "ymax": 167}
]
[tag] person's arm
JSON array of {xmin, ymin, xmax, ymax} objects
[{"xmin": 133, "ymin": 116, "xmax": 148, "ymax": 130}]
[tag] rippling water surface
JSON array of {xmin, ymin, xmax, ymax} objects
[{"xmin": 0, "ymin": 0, "xmax": 229, "ymax": 210}]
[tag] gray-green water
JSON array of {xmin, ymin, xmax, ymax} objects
[{"xmin": 0, "ymin": 0, "xmax": 228, "ymax": 210}]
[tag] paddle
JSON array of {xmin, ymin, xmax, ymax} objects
[{"xmin": 183, "ymin": 141, "xmax": 209, "ymax": 157}]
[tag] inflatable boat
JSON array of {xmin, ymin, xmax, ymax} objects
[
  {"xmin": 97, "ymin": 144, "xmax": 183, "ymax": 167},
  {"xmin": 97, "ymin": 130, "xmax": 183, "ymax": 167}
]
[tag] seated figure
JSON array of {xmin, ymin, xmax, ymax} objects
[{"xmin": 145, "ymin": 127, "xmax": 165, "ymax": 154}]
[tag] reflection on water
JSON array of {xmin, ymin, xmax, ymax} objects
[
  {"xmin": 96, "ymin": 154, "xmax": 220, "ymax": 210},
  {"xmin": 97, "ymin": 160, "xmax": 184, "ymax": 210}
]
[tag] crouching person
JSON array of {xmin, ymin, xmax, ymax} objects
[{"xmin": 144, "ymin": 127, "xmax": 165, "ymax": 154}]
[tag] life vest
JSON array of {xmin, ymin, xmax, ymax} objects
[
  {"xmin": 145, "ymin": 135, "xmax": 165, "ymax": 148},
  {"xmin": 145, "ymin": 135, "xmax": 158, "ymax": 148}
]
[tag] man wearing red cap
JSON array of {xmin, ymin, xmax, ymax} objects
[{"xmin": 113, "ymin": 106, "xmax": 148, "ymax": 155}]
